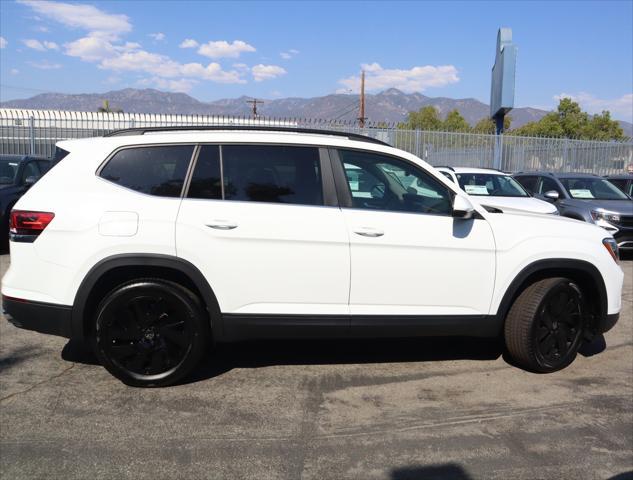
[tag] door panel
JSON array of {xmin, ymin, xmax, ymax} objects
[
  {"xmin": 334, "ymin": 148, "xmax": 496, "ymax": 317},
  {"xmin": 176, "ymin": 144, "xmax": 350, "ymax": 315}
]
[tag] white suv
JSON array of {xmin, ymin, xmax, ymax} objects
[
  {"xmin": 436, "ymin": 166, "xmax": 558, "ymax": 215},
  {"xmin": 1, "ymin": 127, "xmax": 623, "ymax": 387}
]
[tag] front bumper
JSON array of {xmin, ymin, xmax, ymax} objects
[
  {"xmin": 2, "ymin": 295, "xmax": 73, "ymax": 338},
  {"xmin": 613, "ymin": 230, "xmax": 633, "ymax": 250},
  {"xmin": 597, "ymin": 313, "xmax": 619, "ymax": 334}
]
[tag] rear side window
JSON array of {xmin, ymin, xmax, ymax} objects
[
  {"xmin": 221, "ymin": 145, "xmax": 323, "ymax": 206},
  {"xmin": 187, "ymin": 145, "xmax": 222, "ymax": 200},
  {"xmin": 100, "ymin": 145, "xmax": 194, "ymax": 197}
]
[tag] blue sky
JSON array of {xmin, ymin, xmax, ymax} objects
[{"xmin": 0, "ymin": 0, "xmax": 632, "ymax": 121}]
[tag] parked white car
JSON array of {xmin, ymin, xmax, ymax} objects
[
  {"xmin": 1, "ymin": 127, "xmax": 623, "ymax": 387},
  {"xmin": 436, "ymin": 167, "xmax": 558, "ymax": 215}
]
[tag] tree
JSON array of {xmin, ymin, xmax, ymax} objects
[
  {"xmin": 511, "ymin": 98, "xmax": 624, "ymax": 140},
  {"xmin": 97, "ymin": 100, "xmax": 123, "ymax": 113},
  {"xmin": 442, "ymin": 109, "xmax": 471, "ymax": 132},
  {"xmin": 472, "ymin": 116, "xmax": 511, "ymax": 134},
  {"xmin": 403, "ymin": 106, "xmax": 442, "ymax": 130}
]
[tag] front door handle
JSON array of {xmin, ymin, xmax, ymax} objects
[
  {"xmin": 354, "ymin": 227, "xmax": 384, "ymax": 238},
  {"xmin": 206, "ymin": 221, "xmax": 238, "ymax": 230}
]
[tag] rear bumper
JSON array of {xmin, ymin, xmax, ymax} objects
[{"xmin": 2, "ymin": 295, "xmax": 73, "ymax": 338}]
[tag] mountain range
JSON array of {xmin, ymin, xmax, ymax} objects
[{"xmin": 2, "ymin": 88, "xmax": 631, "ymax": 136}]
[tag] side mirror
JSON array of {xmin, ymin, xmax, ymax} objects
[
  {"xmin": 452, "ymin": 195, "xmax": 475, "ymax": 219},
  {"xmin": 544, "ymin": 190, "xmax": 559, "ymax": 201},
  {"xmin": 24, "ymin": 176, "xmax": 38, "ymax": 187}
]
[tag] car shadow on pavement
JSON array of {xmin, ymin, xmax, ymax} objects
[
  {"xmin": 391, "ymin": 463, "xmax": 472, "ymax": 480},
  {"xmin": 184, "ymin": 336, "xmax": 504, "ymax": 385}
]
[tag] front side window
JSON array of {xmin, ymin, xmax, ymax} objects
[
  {"xmin": 456, "ymin": 173, "xmax": 528, "ymax": 197},
  {"xmin": 338, "ymin": 149, "xmax": 452, "ymax": 215},
  {"xmin": 100, "ymin": 145, "xmax": 194, "ymax": 197},
  {"xmin": 221, "ymin": 145, "xmax": 323, "ymax": 206},
  {"xmin": 0, "ymin": 158, "xmax": 19, "ymax": 185},
  {"xmin": 559, "ymin": 177, "xmax": 629, "ymax": 200}
]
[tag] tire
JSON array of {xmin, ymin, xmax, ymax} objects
[
  {"xmin": 504, "ymin": 277, "xmax": 585, "ymax": 373},
  {"xmin": 92, "ymin": 278, "xmax": 210, "ymax": 387}
]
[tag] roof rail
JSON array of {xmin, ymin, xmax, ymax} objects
[
  {"xmin": 434, "ymin": 165, "xmax": 455, "ymax": 171},
  {"xmin": 103, "ymin": 125, "xmax": 390, "ymax": 146}
]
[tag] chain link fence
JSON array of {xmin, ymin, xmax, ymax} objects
[{"xmin": 1, "ymin": 109, "xmax": 631, "ymax": 175}]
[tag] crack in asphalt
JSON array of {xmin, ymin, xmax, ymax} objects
[{"xmin": 0, "ymin": 363, "xmax": 76, "ymax": 403}]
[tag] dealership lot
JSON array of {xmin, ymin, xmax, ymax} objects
[{"xmin": 0, "ymin": 254, "xmax": 631, "ymax": 479}]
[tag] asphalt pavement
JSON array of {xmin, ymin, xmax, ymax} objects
[{"xmin": 0, "ymin": 253, "xmax": 631, "ymax": 480}]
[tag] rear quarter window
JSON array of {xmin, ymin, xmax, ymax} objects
[{"xmin": 100, "ymin": 145, "xmax": 194, "ymax": 197}]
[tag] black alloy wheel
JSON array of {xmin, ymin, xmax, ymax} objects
[
  {"xmin": 93, "ymin": 279, "xmax": 209, "ymax": 387},
  {"xmin": 505, "ymin": 277, "xmax": 586, "ymax": 373}
]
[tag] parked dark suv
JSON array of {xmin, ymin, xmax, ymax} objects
[
  {"xmin": 0, "ymin": 155, "xmax": 51, "ymax": 249},
  {"xmin": 514, "ymin": 172, "xmax": 633, "ymax": 251},
  {"xmin": 605, "ymin": 174, "xmax": 633, "ymax": 197}
]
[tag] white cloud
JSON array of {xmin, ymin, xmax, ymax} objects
[
  {"xmin": 23, "ymin": 39, "xmax": 42, "ymax": 51},
  {"xmin": 252, "ymin": 64, "xmax": 287, "ymax": 82},
  {"xmin": 27, "ymin": 60, "xmax": 62, "ymax": 69},
  {"xmin": 10, "ymin": 68, "xmax": 19, "ymax": 75},
  {"xmin": 280, "ymin": 49, "xmax": 299, "ymax": 60},
  {"xmin": 22, "ymin": 39, "xmax": 58, "ymax": 51},
  {"xmin": 34, "ymin": 25, "xmax": 49, "ymax": 32},
  {"xmin": 96, "ymin": 46, "xmax": 246, "ymax": 84},
  {"xmin": 139, "ymin": 77, "xmax": 198, "ymax": 93},
  {"xmin": 179, "ymin": 38, "xmax": 199, "ymax": 49},
  {"xmin": 64, "ymin": 35, "xmax": 138, "ymax": 62},
  {"xmin": 337, "ymin": 63, "xmax": 459, "ymax": 93},
  {"xmin": 554, "ymin": 92, "xmax": 633, "ymax": 122},
  {"xmin": 198, "ymin": 40, "xmax": 255, "ymax": 59},
  {"xmin": 0, "ymin": 37, "xmax": 7, "ymax": 49},
  {"xmin": 18, "ymin": 0, "xmax": 131, "ymax": 37},
  {"xmin": 149, "ymin": 32, "xmax": 165, "ymax": 42}
]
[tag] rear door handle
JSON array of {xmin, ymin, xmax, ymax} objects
[
  {"xmin": 206, "ymin": 221, "xmax": 238, "ymax": 230},
  {"xmin": 353, "ymin": 227, "xmax": 384, "ymax": 237}
]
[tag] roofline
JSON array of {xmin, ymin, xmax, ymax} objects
[{"xmin": 103, "ymin": 125, "xmax": 390, "ymax": 146}]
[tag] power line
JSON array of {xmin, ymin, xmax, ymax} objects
[{"xmin": 333, "ymin": 104, "xmax": 359, "ymax": 121}]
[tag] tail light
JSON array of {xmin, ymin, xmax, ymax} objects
[{"xmin": 9, "ymin": 210, "xmax": 55, "ymax": 242}]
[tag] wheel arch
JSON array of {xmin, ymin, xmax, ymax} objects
[
  {"xmin": 496, "ymin": 259, "xmax": 607, "ymax": 336},
  {"xmin": 71, "ymin": 254, "xmax": 223, "ymax": 340}
]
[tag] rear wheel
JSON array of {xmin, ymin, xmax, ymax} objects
[
  {"xmin": 504, "ymin": 277, "xmax": 585, "ymax": 372},
  {"xmin": 93, "ymin": 279, "xmax": 209, "ymax": 387}
]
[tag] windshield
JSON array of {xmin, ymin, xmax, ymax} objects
[
  {"xmin": 0, "ymin": 158, "xmax": 19, "ymax": 185},
  {"xmin": 560, "ymin": 178, "xmax": 629, "ymax": 200},
  {"xmin": 456, "ymin": 173, "xmax": 529, "ymax": 197}
]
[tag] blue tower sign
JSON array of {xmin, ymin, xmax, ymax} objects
[{"xmin": 490, "ymin": 28, "xmax": 517, "ymax": 134}]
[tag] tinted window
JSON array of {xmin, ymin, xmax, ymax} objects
[
  {"xmin": 0, "ymin": 158, "xmax": 20, "ymax": 184},
  {"xmin": 608, "ymin": 179, "xmax": 628, "ymax": 195},
  {"xmin": 187, "ymin": 145, "xmax": 222, "ymax": 200},
  {"xmin": 514, "ymin": 175, "xmax": 538, "ymax": 193},
  {"xmin": 539, "ymin": 177, "xmax": 563, "ymax": 196},
  {"xmin": 559, "ymin": 177, "xmax": 629, "ymax": 200},
  {"xmin": 222, "ymin": 145, "xmax": 323, "ymax": 205},
  {"xmin": 100, "ymin": 145, "xmax": 194, "ymax": 197},
  {"xmin": 439, "ymin": 171, "xmax": 454, "ymax": 182},
  {"xmin": 456, "ymin": 173, "xmax": 528, "ymax": 197},
  {"xmin": 21, "ymin": 162, "xmax": 40, "ymax": 183},
  {"xmin": 339, "ymin": 149, "xmax": 452, "ymax": 215}
]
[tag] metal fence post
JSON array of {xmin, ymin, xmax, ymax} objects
[{"xmin": 29, "ymin": 116, "xmax": 35, "ymax": 155}]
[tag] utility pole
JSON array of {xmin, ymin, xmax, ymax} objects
[
  {"xmin": 246, "ymin": 98, "xmax": 264, "ymax": 117},
  {"xmin": 358, "ymin": 70, "xmax": 367, "ymax": 128}
]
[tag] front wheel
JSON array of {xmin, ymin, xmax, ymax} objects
[
  {"xmin": 93, "ymin": 279, "xmax": 209, "ymax": 387},
  {"xmin": 504, "ymin": 277, "xmax": 585, "ymax": 373}
]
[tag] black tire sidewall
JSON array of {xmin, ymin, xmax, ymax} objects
[
  {"xmin": 531, "ymin": 280, "xmax": 584, "ymax": 372},
  {"xmin": 92, "ymin": 280, "xmax": 208, "ymax": 387}
]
